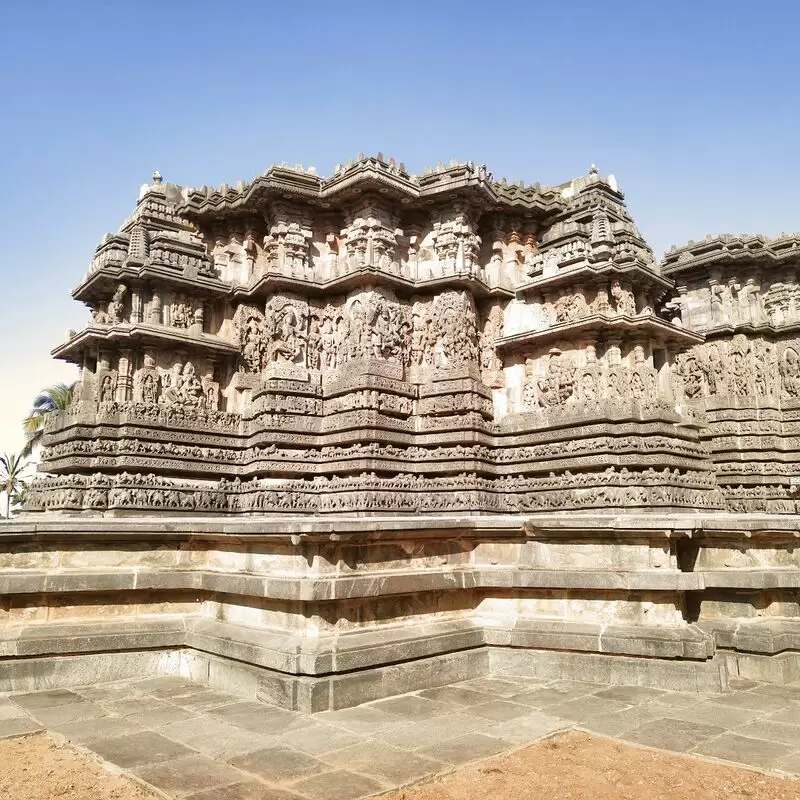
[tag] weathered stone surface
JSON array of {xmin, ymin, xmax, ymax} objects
[{"xmin": 3, "ymin": 156, "xmax": 800, "ymax": 712}]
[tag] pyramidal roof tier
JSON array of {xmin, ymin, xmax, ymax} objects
[{"xmin": 663, "ymin": 232, "xmax": 800, "ymax": 276}]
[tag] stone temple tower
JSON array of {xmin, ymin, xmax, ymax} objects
[
  {"xmin": 33, "ymin": 159, "xmax": 718, "ymax": 515},
  {"xmin": 5, "ymin": 156, "xmax": 797, "ymax": 712}
]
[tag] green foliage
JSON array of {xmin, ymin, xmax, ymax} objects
[
  {"xmin": 21, "ymin": 382, "xmax": 75, "ymax": 457},
  {"xmin": 0, "ymin": 452, "xmax": 30, "ymax": 519}
]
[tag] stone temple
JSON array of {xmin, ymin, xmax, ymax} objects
[{"xmin": 5, "ymin": 156, "xmax": 800, "ymax": 710}]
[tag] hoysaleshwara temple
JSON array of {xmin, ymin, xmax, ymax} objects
[{"xmin": 4, "ymin": 156, "xmax": 800, "ymax": 711}]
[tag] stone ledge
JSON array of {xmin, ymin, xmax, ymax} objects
[
  {"xmin": 699, "ymin": 619, "xmax": 800, "ymax": 654},
  {"xmin": 0, "ymin": 566, "xmax": 709, "ymax": 598},
  {"xmin": 4, "ymin": 511, "xmax": 800, "ymax": 540},
  {"xmin": 0, "ymin": 615, "xmax": 719, "ymax": 672}
]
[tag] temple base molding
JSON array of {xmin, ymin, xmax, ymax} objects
[{"xmin": 2, "ymin": 513, "xmax": 799, "ymax": 711}]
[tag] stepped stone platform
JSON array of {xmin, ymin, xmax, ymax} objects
[
  {"xmin": 3, "ymin": 512, "xmax": 800, "ymax": 710},
  {"xmin": 10, "ymin": 156, "xmax": 800, "ymax": 709}
]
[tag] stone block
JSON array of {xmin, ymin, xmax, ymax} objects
[
  {"xmin": 228, "ymin": 745, "xmax": 326, "ymax": 782},
  {"xmin": 417, "ymin": 732, "xmax": 512, "ymax": 765},
  {"xmin": 623, "ymin": 718, "xmax": 725, "ymax": 752},
  {"xmin": 133, "ymin": 755, "xmax": 245, "ymax": 796},
  {"xmin": 288, "ymin": 770, "xmax": 386, "ymax": 800},
  {"xmin": 86, "ymin": 730, "xmax": 196, "ymax": 768}
]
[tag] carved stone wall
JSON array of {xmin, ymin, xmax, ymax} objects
[
  {"xmin": 665, "ymin": 235, "xmax": 800, "ymax": 512},
  {"xmin": 41, "ymin": 157, "xmax": 798, "ymax": 516}
]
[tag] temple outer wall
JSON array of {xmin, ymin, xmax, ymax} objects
[{"xmin": 1, "ymin": 513, "xmax": 798, "ymax": 711}]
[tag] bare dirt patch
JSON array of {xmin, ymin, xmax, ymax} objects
[
  {"xmin": 0, "ymin": 734, "xmax": 158, "ymax": 800},
  {"xmin": 387, "ymin": 731, "xmax": 800, "ymax": 800}
]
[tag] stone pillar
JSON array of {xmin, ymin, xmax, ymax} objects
[
  {"xmin": 604, "ymin": 334, "xmax": 622, "ymax": 367},
  {"xmin": 676, "ymin": 284, "xmax": 690, "ymax": 328},
  {"xmin": 98, "ymin": 349, "xmax": 111, "ymax": 373},
  {"xmin": 129, "ymin": 288, "xmax": 142, "ymax": 323},
  {"xmin": 116, "ymin": 348, "xmax": 133, "ymax": 402},
  {"xmin": 149, "ymin": 291, "xmax": 162, "ymax": 325}
]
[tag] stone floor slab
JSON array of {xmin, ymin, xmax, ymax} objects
[
  {"xmin": 578, "ymin": 703, "xmax": 670, "ymax": 738},
  {"xmin": 0, "ymin": 716, "xmax": 43, "ymax": 740},
  {"xmin": 229, "ymin": 745, "xmax": 326, "ymax": 783},
  {"xmin": 418, "ymin": 731, "xmax": 512, "ymax": 765},
  {"xmin": 48, "ymin": 714, "xmax": 147, "ymax": 744},
  {"xmin": 660, "ymin": 701, "xmax": 769, "ymax": 729},
  {"xmin": 735, "ymin": 719, "xmax": 800, "ymax": 748},
  {"xmin": 367, "ymin": 694, "xmax": 450, "ymax": 720},
  {"xmin": 28, "ymin": 700, "xmax": 107, "ymax": 726},
  {"xmin": 76, "ymin": 682, "xmax": 145, "ymax": 703},
  {"xmin": 102, "ymin": 696, "xmax": 174, "ymax": 717},
  {"xmin": 211, "ymin": 703, "xmax": 309, "ymax": 736},
  {"xmin": 276, "ymin": 722, "xmax": 364, "ymax": 756},
  {"xmin": 159, "ymin": 718, "xmax": 278, "ymax": 759},
  {"xmin": 776, "ymin": 751, "xmax": 800, "ymax": 776},
  {"xmin": 170, "ymin": 690, "xmax": 240, "ymax": 711},
  {"xmin": 374, "ymin": 713, "xmax": 485, "ymax": 750},
  {"xmin": 320, "ymin": 740, "xmax": 444, "ymax": 784},
  {"xmin": 463, "ymin": 699, "xmax": 534, "ymax": 722},
  {"xmin": 749, "ymin": 684, "xmax": 800, "ymax": 703},
  {"xmin": 131, "ymin": 676, "xmax": 193, "ymax": 691},
  {"xmin": 728, "ymin": 678, "xmax": 760, "ymax": 690},
  {"xmin": 623, "ymin": 718, "xmax": 725, "ymax": 752},
  {"xmin": 11, "ymin": 689, "xmax": 83, "ymax": 710},
  {"xmin": 546, "ymin": 695, "xmax": 631, "ymax": 722},
  {"xmin": 692, "ymin": 732, "xmax": 793, "ymax": 770},
  {"xmin": 458, "ymin": 677, "xmax": 535, "ymax": 697},
  {"xmin": 289, "ymin": 769, "xmax": 386, "ymax": 800},
  {"xmin": 85, "ymin": 730, "xmax": 196, "ymax": 768},
  {"xmin": 762, "ymin": 707, "xmax": 800, "ymax": 726},
  {"xmin": 0, "ymin": 701, "xmax": 31, "ymax": 721},
  {"xmin": 507, "ymin": 685, "xmax": 597, "ymax": 708},
  {"xmin": 712, "ymin": 692, "xmax": 789, "ymax": 713},
  {"xmin": 416, "ymin": 686, "xmax": 494, "ymax": 707},
  {"xmin": 483, "ymin": 710, "xmax": 568, "ymax": 743},
  {"xmin": 186, "ymin": 782, "xmax": 305, "ymax": 800},
  {"xmin": 315, "ymin": 706, "xmax": 401, "ymax": 735},
  {"xmin": 592, "ymin": 685, "xmax": 668, "ymax": 704},
  {"xmin": 133, "ymin": 754, "xmax": 245, "ymax": 797},
  {"xmin": 643, "ymin": 691, "xmax": 709, "ymax": 709},
  {"xmin": 121, "ymin": 704, "xmax": 200, "ymax": 729}
]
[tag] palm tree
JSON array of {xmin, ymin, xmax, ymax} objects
[
  {"xmin": 21, "ymin": 382, "xmax": 75, "ymax": 457},
  {"xmin": 0, "ymin": 453, "xmax": 29, "ymax": 519}
]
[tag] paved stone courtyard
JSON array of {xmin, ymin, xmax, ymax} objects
[{"xmin": 3, "ymin": 675, "xmax": 800, "ymax": 799}]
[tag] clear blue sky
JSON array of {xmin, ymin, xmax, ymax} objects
[{"xmin": 0, "ymin": 0, "xmax": 797, "ymax": 455}]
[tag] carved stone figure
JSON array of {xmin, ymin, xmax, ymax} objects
[
  {"xmin": 100, "ymin": 375, "xmax": 115, "ymax": 403},
  {"xmin": 107, "ymin": 284, "xmax": 127, "ymax": 324},
  {"xmin": 537, "ymin": 349, "xmax": 576, "ymax": 408},
  {"xmin": 170, "ymin": 295, "xmax": 192, "ymax": 328},
  {"xmin": 780, "ymin": 346, "xmax": 800, "ymax": 397},
  {"xmin": 610, "ymin": 280, "xmax": 636, "ymax": 316}
]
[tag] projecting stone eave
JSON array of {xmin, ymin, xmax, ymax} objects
[
  {"xmin": 662, "ymin": 233, "xmax": 800, "ymax": 276},
  {"xmin": 52, "ymin": 324, "xmax": 238, "ymax": 364},
  {"xmin": 72, "ymin": 263, "xmax": 230, "ymax": 304},
  {"xmin": 177, "ymin": 161, "xmax": 566, "ymax": 222},
  {"xmin": 228, "ymin": 265, "xmax": 517, "ymax": 303},
  {"xmin": 519, "ymin": 261, "xmax": 674, "ymax": 295},
  {"xmin": 495, "ymin": 314, "xmax": 704, "ymax": 352}
]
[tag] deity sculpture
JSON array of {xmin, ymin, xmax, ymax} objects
[
  {"xmin": 610, "ymin": 280, "xmax": 636, "ymax": 316},
  {"xmin": 537, "ymin": 349, "xmax": 576, "ymax": 408},
  {"xmin": 107, "ymin": 284, "xmax": 127, "ymax": 324},
  {"xmin": 780, "ymin": 347, "xmax": 800, "ymax": 397}
]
